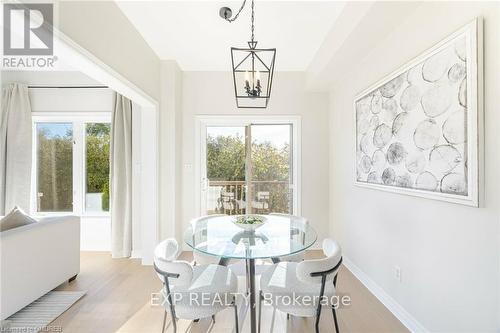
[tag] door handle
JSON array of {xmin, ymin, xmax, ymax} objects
[{"xmin": 201, "ymin": 178, "xmax": 209, "ymax": 191}]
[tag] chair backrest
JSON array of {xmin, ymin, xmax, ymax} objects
[
  {"xmin": 269, "ymin": 213, "xmax": 290, "ymax": 217},
  {"xmin": 257, "ymin": 191, "xmax": 270, "ymax": 201},
  {"xmin": 190, "ymin": 214, "xmax": 225, "ymax": 230},
  {"xmin": 221, "ymin": 191, "xmax": 235, "ymax": 201},
  {"xmin": 154, "ymin": 238, "xmax": 193, "ymax": 286},
  {"xmin": 190, "ymin": 214, "xmax": 225, "ymax": 224},
  {"xmin": 296, "ymin": 239, "xmax": 342, "ymax": 284},
  {"xmin": 190, "ymin": 215, "xmax": 226, "ymax": 265},
  {"xmin": 269, "ymin": 213, "xmax": 309, "ymax": 227}
]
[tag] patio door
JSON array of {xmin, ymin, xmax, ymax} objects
[{"xmin": 198, "ymin": 117, "xmax": 300, "ymax": 216}]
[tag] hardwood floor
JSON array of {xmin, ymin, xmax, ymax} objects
[{"xmin": 53, "ymin": 252, "xmax": 408, "ymax": 333}]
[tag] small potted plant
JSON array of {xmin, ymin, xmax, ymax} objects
[{"xmin": 232, "ymin": 215, "xmax": 266, "ymax": 232}]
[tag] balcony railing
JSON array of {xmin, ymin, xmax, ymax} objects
[{"xmin": 207, "ymin": 180, "xmax": 292, "ymax": 215}]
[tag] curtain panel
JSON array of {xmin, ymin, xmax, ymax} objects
[
  {"xmin": 110, "ymin": 93, "xmax": 133, "ymax": 258},
  {"xmin": 0, "ymin": 83, "xmax": 33, "ymax": 215}
]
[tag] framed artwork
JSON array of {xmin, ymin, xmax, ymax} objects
[{"xmin": 354, "ymin": 19, "xmax": 482, "ymax": 206}]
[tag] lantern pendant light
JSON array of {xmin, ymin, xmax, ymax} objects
[{"xmin": 220, "ymin": 0, "xmax": 276, "ymax": 108}]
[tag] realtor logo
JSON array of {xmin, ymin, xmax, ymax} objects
[{"xmin": 3, "ymin": 3, "xmax": 54, "ymax": 55}]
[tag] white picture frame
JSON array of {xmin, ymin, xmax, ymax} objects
[{"xmin": 354, "ymin": 18, "xmax": 482, "ymax": 207}]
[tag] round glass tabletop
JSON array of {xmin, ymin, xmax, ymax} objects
[{"xmin": 184, "ymin": 214, "xmax": 317, "ymax": 260}]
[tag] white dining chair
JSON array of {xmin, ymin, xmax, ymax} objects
[
  {"xmin": 269, "ymin": 213, "xmax": 309, "ymax": 262},
  {"xmin": 258, "ymin": 238, "xmax": 342, "ymax": 333},
  {"xmin": 190, "ymin": 215, "xmax": 228, "ymax": 265},
  {"xmin": 252, "ymin": 191, "xmax": 270, "ymax": 214},
  {"xmin": 154, "ymin": 238, "xmax": 239, "ymax": 333}
]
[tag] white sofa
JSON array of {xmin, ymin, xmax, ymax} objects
[{"xmin": 0, "ymin": 215, "xmax": 80, "ymax": 320}]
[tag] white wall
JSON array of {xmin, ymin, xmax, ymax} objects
[
  {"xmin": 159, "ymin": 61, "xmax": 183, "ymax": 241},
  {"xmin": 58, "ymin": 0, "xmax": 161, "ymax": 101},
  {"xmin": 327, "ymin": 2, "xmax": 499, "ymax": 331},
  {"xmin": 181, "ymin": 71, "xmax": 330, "ymax": 245},
  {"xmin": 131, "ymin": 102, "xmax": 142, "ymax": 257}
]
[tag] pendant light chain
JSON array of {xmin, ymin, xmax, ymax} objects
[
  {"xmin": 251, "ymin": 0, "xmax": 255, "ymax": 43},
  {"xmin": 223, "ymin": 0, "xmax": 256, "ymax": 44},
  {"xmin": 224, "ymin": 0, "xmax": 246, "ymax": 22}
]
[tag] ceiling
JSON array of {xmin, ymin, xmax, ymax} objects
[{"xmin": 116, "ymin": 1, "xmax": 346, "ymax": 71}]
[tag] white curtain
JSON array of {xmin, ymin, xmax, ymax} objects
[
  {"xmin": 110, "ymin": 93, "xmax": 133, "ymax": 258},
  {"xmin": 0, "ymin": 84, "xmax": 32, "ymax": 215}
]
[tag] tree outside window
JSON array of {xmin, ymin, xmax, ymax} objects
[{"xmin": 85, "ymin": 123, "xmax": 111, "ymax": 212}]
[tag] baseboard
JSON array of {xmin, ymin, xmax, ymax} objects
[
  {"xmin": 343, "ymin": 257, "xmax": 428, "ymax": 333},
  {"xmin": 131, "ymin": 250, "xmax": 141, "ymax": 259}
]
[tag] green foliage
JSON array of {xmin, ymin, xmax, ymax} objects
[
  {"xmin": 251, "ymin": 142, "xmax": 289, "ymax": 181},
  {"xmin": 37, "ymin": 128, "xmax": 73, "ymax": 212},
  {"xmin": 207, "ymin": 135, "xmax": 245, "ymax": 181},
  {"xmin": 86, "ymin": 123, "xmax": 110, "ymax": 137},
  {"xmin": 85, "ymin": 123, "xmax": 110, "ymax": 194},
  {"xmin": 251, "ymin": 142, "xmax": 290, "ymax": 213},
  {"xmin": 207, "ymin": 134, "xmax": 290, "ymax": 213},
  {"xmin": 86, "ymin": 123, "xmax": 110, "ymax": 212},
  {"xmin": 102, "ymin": 181, "xmax": 110, "ymax": 211}
]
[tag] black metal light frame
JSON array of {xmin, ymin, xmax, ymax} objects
[
  {"xmin": 222, "ymin": 0, "xmax": 276, "ymax": 109},
  {"xmin": 230, "ymin": 45, "xmax": 276, "ymax": 108}
]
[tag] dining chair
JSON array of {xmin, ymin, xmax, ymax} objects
[
  {"xmin": 252, "ymin": 191, "xmax": 270, "ymax": 214},
  {"xmin": 258, "ymin": 238, "xmax": 342, "ymax": 333},
  {"xmin": 190, "ymin": 215, "xmax": 227, "ymax": 265},
  {"xmin": 220, "ymin": 190, "xmax": 243, "ymax": 214},
  {"xmin": 269, "ymin": 213, "xmax": 309, "ymax": 262},
  {"xmin": 154, "ymin": 238, "xmax": 240, "ymax": 333}
]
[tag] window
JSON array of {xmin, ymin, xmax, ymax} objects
[
  {"xmin": 33, "ymin": 114, "xmax": 111, "ymax": 216},
  {"xmin": 36, "ymin": 123, "xmax": 74, "ymax": 212},
  {"xmin": 85, "ymin": 123, "xmax": 111, "ymax": 213}
]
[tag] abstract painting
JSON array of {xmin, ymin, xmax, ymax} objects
[{"xmin": 355, "ymin": 20, "xmax": 481, "ymax": 206}]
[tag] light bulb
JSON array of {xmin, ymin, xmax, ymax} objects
[{"xmin": 256, "ymin": 71, "xmax": 261, "ymax": 88}]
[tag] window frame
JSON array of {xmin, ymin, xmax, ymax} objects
[
  {"xmin": 195, "ymin": 115, "xmax": 301, "ymax": 217},
  {"xmin": 31, "ymin": 112, "xmax": 112, "ymax": 217}
]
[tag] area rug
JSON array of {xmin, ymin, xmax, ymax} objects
[{"xmin": 2, "ymin": 291, "xmax": 86, "ymax": 332}]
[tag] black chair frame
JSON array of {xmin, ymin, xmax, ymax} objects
[
  {"xmin": 257, "ymin": 257, "xmax": 343, "ymax": 333},
  {"xmin": 310, "ymin": 257, "xmax": 343, "ymax": 333}
]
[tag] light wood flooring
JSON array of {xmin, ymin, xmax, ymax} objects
[{"xmin": 52, "ymin": 252, "xmax": 408, "ymax": 333}]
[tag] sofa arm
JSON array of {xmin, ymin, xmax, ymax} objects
[{"xmin": 0, "ymin": 215, "xmax": 80, "ymax": 319}]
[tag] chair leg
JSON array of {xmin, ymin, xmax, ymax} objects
[
  {"xmin": 332, "ymin": 306, "xmax": 339, "ymax": 333},
  {"xmin": 161, "ymin": 310, "xmax": 167, "ymax": 333},
  {"xmin": 169, "ymin": 305, "xmax": 177, "ymax": 333},
  {"xmin": 315, "ymin": 275, "xmax": 327, "ymax": 333},
  {"xmin": 258, "ymin": 291, "xmax": 263, "ymax": 333},
  {"xmin": 315, "ymin": 307, "xmax": 322, "ymax": 333},
  {"xmin": 172, "ymin": 317, "xmax": 177, "ymax": 333},
  {"xmin": 233, "ymin": 300, "xmax": 239, "ymax": 333}
]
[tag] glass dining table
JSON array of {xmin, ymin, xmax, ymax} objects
[{"xmin": 184, "ymin": 214, "xmax": 317, "ymax": 333}]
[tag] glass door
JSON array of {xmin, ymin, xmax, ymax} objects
[
  {"xmin": 201, "ymin": 122, "xmax": 294, "ymax": 216},
  {"xmin": 203, "ymin": 126, "xmax": 247, "ymax": 215},
  {"xmin": 248, "ymin": 124, "xmax": 292, "ymax": 214}
]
